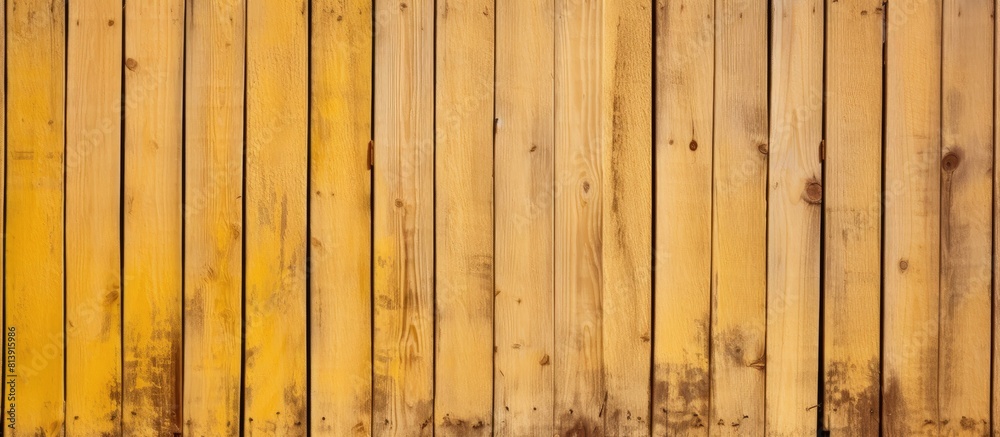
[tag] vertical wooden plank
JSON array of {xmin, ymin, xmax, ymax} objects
[
  {"xmin": 65, "ymin": 0, "xmax": 123, "ymax": 433},
  {"xmin": 244, "ymin": 0, "xmax": 309, "ymax": 433},
  {"xmin": 652, "ymin": 0, "xmax": 713, "ymax": 433},
  {"xmin": 183, "ymin": 0, "xmax": 245, "ymax": 433},
  {"xmin": 372, "ymin": 0, "xmax": 435, "ymax": 433},
  {"xmin": 310, "ymin": 0, "xmax": 372, "ymax": 435},
  {"xmin": 493, "ymin": 0, "xmax": 555, "ymax": 434},
  {"xmin": 554, "ymin": 0, "xmax": 605, "ymax": 432},
  {"xmin": 710, "ymin": 0, "xmax": 767, "ymax": 433},
  {"xmin": 123, "ymin": 0, "xmax": 185, "ymax": 434},
  {"xmin": 5, "ymin": 0, "xmax": 66, "ymax": 434},
  {"xmin": 939, "ymin": 0, "xmax": 993, "ymax": 434},
  {"xmin": 994, "ymin": 0, "xmax": 1000, "ymax": 431},
  {"xmin": 882, "ymin": 0, "xmax": 941, "ymax": 434},
  {"xmin": 766, "ymin": 0, "xmax": 823, "ymax": 434},
  {"xmin": 434, "ymin": 0, "xmax": 494, "ymax": 434},
  {"xmin": 601, "ymin": 0, "xmax": 652, "ymax": 435},
  {"xmin": 822, "ymin": 0, "xmax": 883, "ymax": 434}
]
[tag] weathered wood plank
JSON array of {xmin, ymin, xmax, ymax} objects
[
  {"xmin": 710, "ymin": 0, "xmax": 768, "ymax": 433},
  {"xmin": 123, "ymin": 1, "xmax": 185, "ymax": 434},
  {"xmin": 493, "ymin": 0, "xmax": 555, "ymax": 434},
  {"xmin": 66, "ymin": 0, "xmax": 123, "ymax": 433},
  {"xmin": 766, "ymin": 0, "xmax": 824, "ymax": 434},
  {"xmin": 372, "ymin": 0, "xmax": 436, "ymax": 433},
  {"xmin": 652, "ymin": 0, "xmax": 713, "ymax": 433},
  {"xmin": 434, "ymin": 0, "xmax": 495, "ymax": 434},
  {"xmin": 882, "ymin": 0, "xmax": 942, "ymax": 433},
  {"xmin": 5, "ymin": 0, "xmax": 66, "ymax": 433},
  {"xmin": 183, "ymin": 0, "xmax": 245, "ymax": 433},
  {"xmin": 310, "ymin": 0, "xmax": 373, "ymax": 435},
  {"xmin": 938, "ymin": 0, "xmax": 993, "ymax": 434},
  {"xmin": 822, "ymin": 0, "xmax": 883, "ymax": 434},
  {"xmin": 243, "ymin": 0, "xmax": 309, "ymax": 432}
]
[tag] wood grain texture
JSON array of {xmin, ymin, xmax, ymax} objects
[
  {"xmin": 601, "ymin": 0, "xmax": 652, "ymax": 435},
  {"xmin": 493, "ymin": 0, "xmax": 555, "ymax": 434},
  {"xmin": 434, "ymin": 0, "xmax": 495, "ymax": 434},
  {"xmin": 939, "ymin": 0, "xmax": 993, "ymax": 434},
  {"xmin": 183, "ymin": 0, "xmax": 245, "ymax": 433},
  {"xmin": 244, "ymin": 0, "xmax": 309, "ymax": 433},
  {"xmin": 123, "ymin": 1, "xmax": 185, "ymax": 434},
  {"xmin": 652, "ymin": 0, "xmax": 713, "ymax": 433},
  {"xmin": 882, "ymin": 0, "xmax": 941, "ymax": 434},
  {"xmin": 5, "ymin": 0, "xmax": 66, "ymax": 434},
  {"xmin": 554, "ymin": 0, "xmax": 605, "ymax": 432},
  {"xmin": 66, "ymin": 0, "xmax": 123, "ymax": 433},
  {"xmin": 710, "ymin": 0, "xmax": 768, "ymax": 434},
  {"xmin": 766, "ymin": 0, "xmax": 823, "ymax": 434},
  {"xmin": 372, "ymin": 0, "xmax": 436, "ymax": 433},
  {"xmin": 310, "ymin": 0, "xmax": 373, "ymax": 435},
  {"xmin": 822, "ymin": 0, "xmax": 883, "ymax": 434}
]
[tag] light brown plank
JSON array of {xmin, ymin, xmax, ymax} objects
[
  {"xmin": 434, "ymin": 0, "xmax": 495, "ymax": 434},
  {"xmin": 766, "ymin": 0, "xmax": 824, "ymax": 434},
  {"xmin": 183, "ymin": 0, "xmax": 245, "ymax": 433},
  {"xmin": 243, "ymin": 0, "xmax": 309, "ymax": 432},
  {"xmin": 66, "ymin": 0, "xmax": 123, "ymax": 433},
  {"xmin": 822, "ymin": 0, "xmax": 883, "ymax": 434},
  {"xmin": 493, "ymin": 0, "xmax": 555, "ymax": 434},
  {"xmin": 652, "ymin": 0, "xmax": 713, "ymax": 433},
  {"xmin": 939, "ymin": 0, "xmax": 993, "ymax": 434},
  {"xmin": 882, "ymin": 0, "xmax": 941, "ymax": 434},
  {"xmin": 710, "ymin": 0, "xmax": 768, "ymax": 433},
  {"xmin": 123, "ymin": 1, "xmax": 185, "ymax": 434},
  {"xmin": 601, "ymin": 0, "xmax": 652, "ymax": 434},
  {"xmin": 372, "ymin": 0, "xmax": 436, "ymax": 433},
  {"xmin": 5, "ymin": 0, "xmax": 66, "ymax": 433},
  {"xmin": 310, "ymin": 0, "xmax": 373, "ymax": 435}
]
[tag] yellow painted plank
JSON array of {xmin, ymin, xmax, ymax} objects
[
  {"xmin": 244, "ymin": 0, "xmax": 309, "ymax": 433},
  {"xmin": 766, "ymin": 0, "xmax": 823, "ymax": 434},
  {"xmin": 822, "ymin": 0, "xmax": 883, "ymax": 434},
  {"xmin": 493, "ymin": 0, "xmax": 555, "ymax": 434},
  {"xmin": 433, "ymin": 0, "xmax": 494, "ymax": 434},
  {"xmin": 939, "ymin": 0, "xmax": 993, "ymax": 434},
  {"xmin": 65, "ymin": 0, "xmax": 123, "ymax": 433},
  {"xmin": 373, "ymin": 0, "xmax": 435, "ymax": 432},
  {"xmin": 183, "ymin": 0, "xmax": 245, "ymax": 433},
  {"xmin": 554, "ymin": 0, "xmax": 606, "ymax": 432},
  {"xmin": 122, "ymin": 1, "xmax": 184, "ymax": 435},
  {"xmin": 601, "ymin": 0, "xmax": 652, "ymax": 435},
  {"xmin": 5, "ymin": 0, "xmax": 66, "ymax": 434},
  {"xmin": 309, "ymin": 0, "xmax": 372, "ymax": 435},
  {"xmin": 652, "ymin": 0, "xmax": 712, "ymax": 433},
  {"xmin": 709, "ymin": 0, "xmax": 767, "ymax": 434},
  {"xmin": 881, "ymin": 0, "xmax": 941, "ymax": 434}
]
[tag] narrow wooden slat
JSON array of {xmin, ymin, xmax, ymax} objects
[
  {"xmin": 183, "ymin": 0, "xmax": 245, "ymax": 433},
  {"xmin": 310, "ymin": 0, "xmax": 373, "ymax": 434},
  {"xmin": 938, "ymin": 0, "xmax": 993, "ymax": 434},
  {"xmin": 243, "ymin": 0, "xmax": 309, "ymax": 432},
  {"xmin": 882, "ymin": 0, "xmax": 941, "ymax": 433},
  {"xmin": 994, "ymin": 0, "xmax": 1000, "ymax": 430},
  {"xmin": 822, "ymin": 0, "xmax": 883, "ymax": 434},
  {"xmin": 493, "ymin": 0, "xmax": 555, "ymax": 434},
  {"xmin": 601, "ymin": 0, "xmax": 652, "ymax": 434},
  {"xmin": 372, "ymin": 0, "xmax": 435, "ymax": 433},
  {"xmin": 554, "ymin": 0, "xmax": 605, "ymax": 432},
  {"xmin": 766, "ymin": 0, "xmax": 823, "ymax": 434},
  {"xmin": 652, "ymin": 0, "xmax": 713, "ymax": 433},
  {"xmin": 5, "ymin": 0, "xmax": 66, "ymax": 433},
  {"xmin": 710, "ymin": 0, "xmax": 767, "ymax": 433},
  {"xmin": 123, "ymin": 1, "xmax": 185, "ymax": 434},
  {"xmin": 66, "ymin": 0, "xmax": 123, "ymax": 433},
  {"xmin": 433, "ymin": 0, "xmax": 495, "ymax": 434}
]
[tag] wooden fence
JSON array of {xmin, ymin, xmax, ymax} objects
[{"xmin": 0, "ymin": 0, "xmax": 995, "ymax": 435}]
